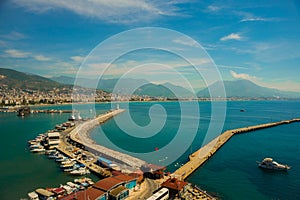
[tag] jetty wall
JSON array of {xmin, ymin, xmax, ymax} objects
[
  {"xmin": 174, "ymin": 118, "xmax": 300, "ymax": 180},
  {"xmin": 68, "ymin": 109, "xmax": 147, "ymax": 170}
]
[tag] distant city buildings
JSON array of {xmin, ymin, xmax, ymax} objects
[{"xmin": 0, "ymin": 86, "xmax": 169, "ymax": 107}]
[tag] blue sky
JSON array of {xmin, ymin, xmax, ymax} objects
[{"xmin": 0, "ymin": 0, "xmax": 300, "ymax": 91}]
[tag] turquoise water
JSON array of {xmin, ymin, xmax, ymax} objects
[{"xmin": 0, "ymin": 101, "xmax": 299, "ymax": 199}]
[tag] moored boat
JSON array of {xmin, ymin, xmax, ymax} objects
[
  {"xmin": 27, "ymin": 191, "xmax": 39, "ymax": 200},
  {"xmin": 70, "ymin": 167, "xmax": 90, "ymax": 175},
  {"xmin": 257, "ymin": 158, "xmax": 291, "ymax": 171}
]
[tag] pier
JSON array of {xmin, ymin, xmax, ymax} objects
[
  {"xmin": 68, "ymin": 109, "xmax": 147, "ymax": 172},
  {"xmin": 55, "ymin": 144, "xmax": 112, "ymax": 177},
  {"xmin": 174, "ymin": 118, "xmax": 300, "ymax": 180}
]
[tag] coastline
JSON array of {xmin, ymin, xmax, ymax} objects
[{"xmin": 2, "ymin": 98, "xmax": 300, "ymax": 110}]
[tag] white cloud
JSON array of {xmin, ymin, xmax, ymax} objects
[
  {"xmin": 172, "ymin": 37, "xmax": 200, "ymax": 47},
  {"xmin": 240, "ymin": 17, "xmax": 267, "ymax": 22},
  {"xmin": 70, "ymin": 56, "xmax": 85, "ymax": 62},
  {"xmin": 230, "ymin": 70, "xmax": 259, "ymax": 82},
  {"xmin": 0, "ymin": 31, "xmax": 27, "ymax": 40},
  {"xmin": 3, "ymin": 49, "xmax": 51, "ymax": 61},
  {"xmin": 12, "ymin": 0, "xmax": 183, "ymax": 24},
  {"xmin": 4, "ymin": 49, "xmax": 31, "ymax": 58},
  {"xmin": 34, "ymin": 55, "xmax": 51, "ymax": 61},
  {"xmin": 220, "ymin": 33, "xmax": 242, "ymax": 41},
  {"xmin": 207, "ymin": 5, "xmax": 222, "ymax": 12},
  {"xmin": 218, "ymin": 65, "xmax": 248, "ymax": 70}
]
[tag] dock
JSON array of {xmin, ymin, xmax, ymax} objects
[
  {"xmin": 31, "ymin": 109, "xmax": 73, "ymax": 113},
  {"xmin": 56, "ymin": 144, "xmax": 112, "ymax": 177},
  {"xmin": 174, "ymin": 118, "xmax": 300, "ymax": 180},
  {"xmin": 68, "ymin": 109, "xmax": 147, "ymax": 171}
]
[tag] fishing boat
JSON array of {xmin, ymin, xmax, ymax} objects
[{"xmin": 257, "ymin": 158, "xmax": 291, "ymax": 171}]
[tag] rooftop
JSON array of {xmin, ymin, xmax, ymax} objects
[
  {"xmin": 93, "ymin": 177, "xmax": 124, "ymax": 191},
  {"xmin": 109, "ymin": 185, "xmax": 128, "ymax": 197},
  {"xmin": 114, "ymin": 174, "xmax": 137, "ymax": 182},
  {"xmin": 161, "ymin": 178, "xmax": 188, "ymax": 191}
]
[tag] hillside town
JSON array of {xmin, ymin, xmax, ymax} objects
[{"xmin": 0, "ymin": 86, "xmax": 168, "ymax": 107}]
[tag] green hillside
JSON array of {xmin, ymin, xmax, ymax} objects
[{"xmin": 0, "ymin": 68, "xmax": 65, "ymax": 90}]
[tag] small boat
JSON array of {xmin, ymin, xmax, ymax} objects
[
  {"xmin": 257, "ymin": 158, "xmax": 291, "ymax": 171},
  {"xmin": 70, "ymin": 167, "xmax": 90, "ymax": 175},
  {"xmin": 68, "ymin": 114, "xmax": 76, "ymax": 121},
  {"xmin": 45, "ymin": 149, "xmax": 57, "ymax": 155},
  {"xmin": 61, "ymin": 159, "xmax": 76, "ymax": 165},
  {"xmin": 56, "ymin": 156, "xmax": 68, "ymax": 162},
  {"xmin": 30, "ymin": 146, "xmax": 45, "ymax": 153},
  {"xmin": 27, "ymin": 191, "xmax": 39, "ymax": 200}
]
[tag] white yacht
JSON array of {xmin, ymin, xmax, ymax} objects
[{"xmin": 258, "ymin": 158, "xmax": 291, "ymax": 171}]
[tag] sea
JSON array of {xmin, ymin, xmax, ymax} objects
[{"xmin": 0, "ymin": 100, "xmax": 299, "ymax": 200}]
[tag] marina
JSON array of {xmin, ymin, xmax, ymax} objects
[
  {"xmin": 68, "ymin": 109, "xmax": 148, "ymax": 170},
  {"xmin": 4, "ymin": 101, "xmax": 298, "ymax": 199},
  {"xmin": 26, "ymin": 107, "xmax": 217, "ymax": 199}
]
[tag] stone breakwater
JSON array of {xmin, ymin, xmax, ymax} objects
[
  {"xmin": 69, "ymin": 109, "xmax": 147, "ymax": 171},
  {"xmin": 174, "ymin": 118, "xmax": 300, "ymax": 180}
]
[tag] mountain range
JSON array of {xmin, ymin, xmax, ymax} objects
[
  {"xmin": 0, "ymin": 68, "xmax": 65, "ymax": 90},
  {"xmin": 1, "ymin": 68, "xmax": 299, "ymax": 99},
  {"xmin": 51, "ymin": 75, "xmax": 194, "ymax": 98},
  {"xmin": 197, "ymin": 79, "xmax": 300, "ymax": 99}
]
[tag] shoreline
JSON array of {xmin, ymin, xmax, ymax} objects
[{"xmin": 2, "ymin": 98, "xmax": 300, "ymax": 110}]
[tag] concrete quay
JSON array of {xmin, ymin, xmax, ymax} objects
[
  {"xmin": 56, "ymin": 144, "xmax": 112, "ymax": 177},
  {"xmin": 174, "ymin": 118, "xmax": 300, "ymax": 180},
  {"xmin": 68, "ymin": 109, "xmax": 147, "ymax": 171}
]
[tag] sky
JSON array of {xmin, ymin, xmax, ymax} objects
[{"xmin": 0, "ymin": 0, "xmax": 300, "ymax": 91}]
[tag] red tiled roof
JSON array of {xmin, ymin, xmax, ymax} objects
[
  {"xmin": 147, "ymin": 164, "xmax": 166, "ymax": 171},
  {"xmin": 77, "ymin": 188, "xmax": 106, "ymax": 200},
  {"xmin": 59, "ymin": 188, "xmax": 106, "ymax": 200},
  {"xmin": 93, "ymin": 177, "xmax": 124, "ymax": 191},
  {"xmin": 112, "ymin": 171, "xmax": 123, "ymax": 176},
  {"xmin": 161, "ymin": 178, "xmax": 188, "ymax": 191},
  {"xmin": 114, "ymin": 174, "xmax": 137, "ymax": 182}
]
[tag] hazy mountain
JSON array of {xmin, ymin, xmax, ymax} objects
[
  {"xmin": 197, "ymin": 79, "xmax": 300, "ymax": 98},
  {"xmin": 52, "ymin": 76, "xmax": 150, "ymax": 93},
  {"xmin": 0, "ymin": 68, "xmax": 65, "ymax": 90},
  {"xmin": 133, "ymin": 82, "xmax": 195, "ymax": 98},
  {"xmin": 52, "ymin": 76, "xmax": 194, "ymax": 98}
]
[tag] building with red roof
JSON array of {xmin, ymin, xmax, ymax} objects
[
  {"xmin": 93, "ymin": 177, "xmax": 124, "ymax": 192},
  {"xmin": 59, "ymin": 188, "xmax": 106, "ymax": 200},
  {"xmin": 161, "ymin": 178, "xmax": 188, "ymax": 198},
  {"xmin": 114, "ymin": 174, "xmax": 137, "ymax": 190}
]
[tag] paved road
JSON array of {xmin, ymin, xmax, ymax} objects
[{"xmin": 131, "ymin": 178, "xmax": 159, "ymax": 200}]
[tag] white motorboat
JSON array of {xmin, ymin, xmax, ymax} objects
[
  {"xmin": 258, "ymin": 158, "xmax": 291, "ymax": 171},
  {"xmin": 70, "ymin": 167, "xmax": 90, "ymax": 175}
]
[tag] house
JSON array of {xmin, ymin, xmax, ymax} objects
[
  {"xmin": 141, "ymin": 164, "xmax": 166, "ymax": 179},
  {"xmin": 161, "ymin": 178, "xmax": 188, "ymax": 198},
  {"xmin": 59, "ymin": 188, "xmax": 107, "ymax": 200},
  {"xmin": 114, "ymin": 174, "xmax": 137, "ymax": 190},
  {"xmin": 109, "ymin": 185, "xmax": 129, "ymax": 200},
  {"xmin": 93, "ymin": 177, "xmax": 124, "ymax": 193}
]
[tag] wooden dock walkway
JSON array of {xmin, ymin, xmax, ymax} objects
[{"xmin": 173, "ymin": 118, "xmax": 300, "ymax": 180}]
